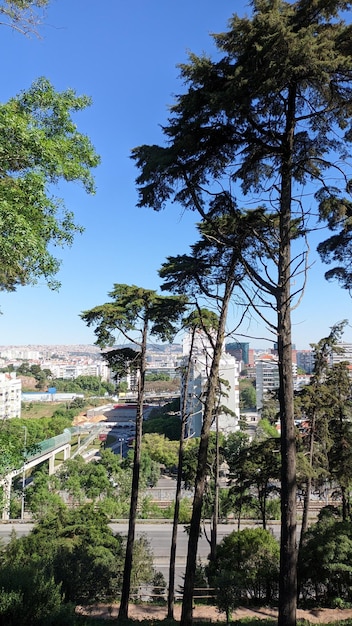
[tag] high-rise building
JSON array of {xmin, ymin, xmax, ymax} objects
[
  {"xmin": 296, "ymin": 350, "xmax": 315, "ymax": 374},
  {"xmin": 225, "ymin": 342, "xmax": 250, "ymax": 366},
  {"xmin": 181, "ymin": 330, "xmax": 240, "ymax": 437},
  {"xmin": 255, "ymin": 355, "xmax": 280, "ymax": 411}
]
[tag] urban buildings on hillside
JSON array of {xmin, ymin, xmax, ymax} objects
[
  {"xmin": 42, "ymin": 361, "xmax": 110, "ymax": 380},
  {"xmin": 181, "ymin": 330, "xmax": 240, "ymax": 437},
  {"xmin": 146, "ymin": 345, "xmax": 183, "ymax": 378},
  {"xmin": 4, "ymin": 338, "xmax": 352, "ymax": 421}
]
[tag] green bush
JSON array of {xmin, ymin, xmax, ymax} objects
[
  {"xmin": 165, "ymin": 497, "xmax": 193, "ymax": 523},
  {"xmin": 299, "ymin": 513, "xmax": 352, "ymax": 606},
  {"xmin": 207, "ymin": 528, "xmax": 279, "ymax": 621}
]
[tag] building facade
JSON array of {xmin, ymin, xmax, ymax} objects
[
  {"xmin": 0, "ymin": 372, "xmax": 21, "ymax": 419},
  {"xmin": 225, "ymin": 341, "xmax": 250, "ymax": 366},
  {"xmin": 181, "ymin": 330, "xmax": 240, "ymax": 438},
  {"xmin": 296, "ymin": 349, "xmax": 315, "ymax": 374},
  {"xmin": 331, "ymin": 343, "xmax": 352, "ymax": 366},
  {"xmin": 255, "ymin": 355, "xmax": 280, "ymax": 411}
]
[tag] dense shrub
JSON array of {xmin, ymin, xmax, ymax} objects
[
  {"xmin": 207, "ymin": 528, "xmax": 279, "ymax": 621},
  {"xmin": 299, "ymin": 509, "xmax": 352, "ymax": 607}
]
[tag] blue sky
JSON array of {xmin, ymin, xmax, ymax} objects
[{"xmin": 0, "ymin": 0, "xmax": 352, "ymax": 350}]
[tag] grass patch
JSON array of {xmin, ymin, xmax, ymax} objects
[{"xmin": 21, "ymin": 402, "xmax": 68, "ymax": 419}]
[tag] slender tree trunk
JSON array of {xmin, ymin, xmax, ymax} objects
[
  {"xmin": 210, "ymin": 412, "xmax": 219, "ymax": 562},
  {"xmin": 181, "ymin": 278, "xmax": 233, "ymax": 626},
  {"xmin": 277, "ymin": 83, "xmax": 297, "ymax": 626},
  {"xmin": 299, "ymin": 412, "xmax": 316, "ymax": 553},
  {"xmin": 118, "ymin": 323, "xmax": 147, "ymax": 621},
  {"xmin": 167, "ymin": 328, "xmax": 197, "ymax": 619},
  {"xmin": 237, "ymin": 489, "xmax": 242, "ymax": 531},
  {"xmin": 260, "ymin": 488, "xmax": 267, "ymax": 531},
  {"xmin": 341, "ymin": 485, "xmax": 348, "ymax": 521}
]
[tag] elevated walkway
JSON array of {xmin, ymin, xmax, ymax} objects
[{"xmin": 1, "ymin": 424, "xmax": 104, "ymax": 520}]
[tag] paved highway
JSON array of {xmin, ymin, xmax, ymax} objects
[{"xmin": 0, "ymin": 520, "xmax": 280, "ymax": 587}]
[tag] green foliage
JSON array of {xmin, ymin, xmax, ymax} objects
[
  {"xmin": 51, "ymin": 375, "xmax": 114, "ymax": 396},
  {"xmin": 140, "ymin": 449, "xmax": 161, "ymax": 488},
  {"xmin": 25, "ymin": 448, "xmax": 137, "ymax": 520},
  {"xmin": 69, "ymin": 396, "xmax": 86, "ymax": 409},
  {"xmin": 141, "ymin": 433, "xmax": 179, "ymax": 469},
  {"xmin": 0, "ymin": 428, "xmax": 26, "ymax": 477},
  {"xmin": 0, "ymin": 565, "xmax": 72, "ymax": 626},
  {"xmin": 1, "ymin": 504, "xmax": 124, "ymax": 605},
  {"xmin": 25, "ymin": 468, "xmax": 64, "ymax": 519},
  {"xmin": 260, "ymin": 393, "xmax": 280, "ymax": 425},
  {"xmin": 81, "ymin": 284, "xmax": 188, "ymax": 349},
  {"xmin": 151, "ymin": 571, "xmax": 167, "ymax": 604},
  {"xmin": 0, "ymin": 77, "xmax": 99, "ymax": 291},
  {"xmin": 132, "ymin": 1, "xmax": 352, "ymax": 621},
  {"xmin": 130, "ymin": 534, "xmax": 156, "ymax": 596},
  {"xmin": 224, "ymin": 433, "xmax": 280, "ymax": 527},
  {"xmin": 207, "ymin": 528, "xmax": 280, "ymax": 617},
  {"xmin": 5, "ymin": 414, "xmax": 72, "ymax": 447},
  {"xmin": 165, "ymin": 497, "xmax": 193, "ymax": 523},
  {"xmin": 299, "ymin": 513, "xmax": 352, "ymax": 606},
  {"xmin": 144, "ymin": 398, "xmax": 181, "ymax": 440},
  {"xmin": 138, "ymin": 496, "xmax": 166, "ymax": 520},
  {"xmin": 145, "ymin": 372, "xmax": 171, "ymax": 381},
  {"xmin": 143, "ymin": 413, "xmax": 181, "ymax": 440},
  {"xmin": 325, "ymin": 363, "xmax": 352, "ymax": 517},
  {"xmin": 181, "ymin": 437, "xmax": 202, "ymax": 490},
  {"xmin": 257, "ymin": 418, "xmax": 280, "ymax": 439},
  {"xmin": 0, "ymin": 503, "xmax": 154, "ymax": 622},
  {"xmin": 0, "ymin": 411, "xmax": 76, "ymax": 488},
  {"xmin": 239, "ymin": 380, "xmax": 256, "ymax": 409},
  {"xmin": 57, "ymin": 456, "xmax": 113, "ymax": 505}
]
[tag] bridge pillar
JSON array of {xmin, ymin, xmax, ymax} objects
[
  {"xmin": 63, "ymin": 444, "xmax": 71, "ymax": 460},
  {"xmin": 48, "ymin": 454, "xmax": 55, "ymax": 475}
]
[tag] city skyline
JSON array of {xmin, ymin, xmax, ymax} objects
[{"xmin": 0, "ymin": 1, "xmax": 351, "ymax": 349}]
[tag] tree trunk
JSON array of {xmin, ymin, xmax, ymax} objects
[
  {"xmin": 180, "ymin": 278, "xmax": 233, "ymax": 626},
  {"xmin": 299, "ymin": 412, "xmax": 316, "ymax": 555},
  {"xmin": 167, "ymin": 328, "xmax": 197, "ymax": 619},
  {"xmin": 277, "ymin": 84, "xmax": 297, "ymax": 626},
  {"xmin": 210, "ymin": 412, "xmax": 219, "ymax": 562},
  {"xmin": 118, "ymin": 323, "xmax": 147, "ymax": 621}
]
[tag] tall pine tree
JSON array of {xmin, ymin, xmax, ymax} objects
[{"xmin": 132, "ymin": 3, "xmax": 352, "ymax": 624}]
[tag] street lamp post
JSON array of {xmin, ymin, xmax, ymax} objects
[{"xmin": 21, "ymin": 426, "xmax": 28, "ymax": 521}]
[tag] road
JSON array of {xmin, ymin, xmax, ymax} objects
[{"xmin": 0, "ymin": 520, "xmax": 280, "ymax": 588}]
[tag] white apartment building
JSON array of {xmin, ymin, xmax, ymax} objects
[
  {"xmin": 331, "ymin": 343, "xmax": 352, "ymax": 366},
  {"xmin": 45, "ymin": 361, "xmax": 110, "ymax": 381},
  {"xmin": 0, "ymin": 348, "xmax": 41, "ymax": 361},
  {"xmin": 0, "ymin": 372, "xmax": 21, "ymax": 419},
  {"xmin": 181, "ymin": 329, "xmax": 240, "ymax": 438},
  {"xmin": 256, "ymin": 354, "xmax": 305, "ymax": 410},
  {"xmin": 255, "ymin": 355, "xmax": 280, "ymax": 411}
]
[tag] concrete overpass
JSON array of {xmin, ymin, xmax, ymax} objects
[{"xmin": 1, "ymin": 424, "xmax": 104, "ymax": 521}]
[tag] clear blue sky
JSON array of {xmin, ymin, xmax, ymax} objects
[{"xmin": 0, "ymin": 0, "xmax": 351, "ymax": 349}]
